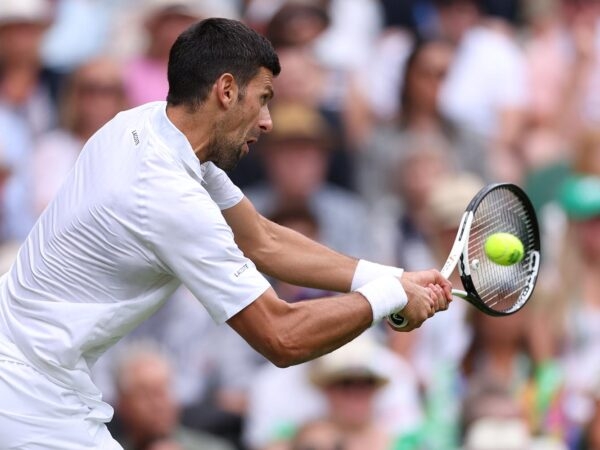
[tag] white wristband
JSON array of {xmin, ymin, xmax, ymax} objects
[
  {"xmin": 355, "ymin": 276, "xmax": 408, "ymax": 326},
  {"xmin": 351, "ymin": 259, "xmax": 404, "ymax": 291}
]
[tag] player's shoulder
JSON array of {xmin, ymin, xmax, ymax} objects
[{"xmin": 117, "ymin": 101, "xmax": 165, "ymax": 120}]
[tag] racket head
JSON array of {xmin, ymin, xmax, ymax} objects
[{"xmin": 458, "ymin": 183, "xmax": 541, "ymax": 316}]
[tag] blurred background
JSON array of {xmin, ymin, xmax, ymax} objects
[{"xmin": 1, "ymin": 0, "xmax": 600, "ymax": 449}]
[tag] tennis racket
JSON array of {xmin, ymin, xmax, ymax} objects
[{"xmin": 388, "ymin": 182, "xmax": 541, "ymax": 329}]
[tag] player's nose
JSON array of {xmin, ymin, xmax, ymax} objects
[{"xmin": 258, "ymin": 106, "xmax": 273, "ymax": 133}]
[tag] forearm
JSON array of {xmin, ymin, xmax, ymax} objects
[
  {"xmin": 228, "ymin": 289, "xmax": 373, "ymax": 367},
  {"xmin": 224, "ymin": 197, "xmax": 401, "ymax": 293},
  {"xmin": 250, "ymin": 219, "xmax": 358, "ymax": 292}
]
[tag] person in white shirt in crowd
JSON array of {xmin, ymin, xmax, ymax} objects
[
  {"xmin": 0, "ymin": 18, "xmax": 451, "ymax": 449},
  {"xmin": 435, "ymin": 0, "xmax": 530, "ymax": 183},
  {"xmin": 32, "ymin": 56, "xmax": 128, "ymax": 216},
  {"xmin": 0, "ymin": 0, "xmax": 58, "ymax": 240}
]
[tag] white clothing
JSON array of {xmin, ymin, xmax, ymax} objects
[
  {"xmin": 439, "ymin": 25, "xmax": 529, "ymax": 138},
  {"xmin": 32, "ymin": 129, "xmax": 83, "ymax": 216},
  {"xmin": 0, "ymin": 101, "xmax": 270, "ymax": 447},
  {"xmin": 0, "ymin": 334, "xmax": 123, "ymax": 449}
]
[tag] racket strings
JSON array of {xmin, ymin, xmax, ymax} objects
[{"xmin": 467, "ymin": 187, "xmax": 538, "ymax": 313}]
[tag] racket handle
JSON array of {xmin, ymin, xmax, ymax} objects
[{"xmin": 387, "ymin": 312, "xmax": 407, "ymax": 329}]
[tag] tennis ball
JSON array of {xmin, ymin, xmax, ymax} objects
[{"xmin": 484, "ymin": 233, "xmax": 525, "ymax": 266}]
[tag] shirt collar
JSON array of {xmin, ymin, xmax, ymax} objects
[{"xmin": 151, "ymin": 101, "xmax": 204, "ymax": 181}]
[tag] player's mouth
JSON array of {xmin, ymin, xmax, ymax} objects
[{"xmin": 243, "ymin": 138, "xmax": 258, "ymax": 154}]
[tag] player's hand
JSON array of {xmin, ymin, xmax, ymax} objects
[
  {"xmin": 403, "ymin": 269, "xmax": 452, "ymax": 311},
  {"xmin": 388, "ymin": 270, "xmax": 452, "ymax": 332}
]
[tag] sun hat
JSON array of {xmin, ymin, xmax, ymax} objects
[
  {"xmin": 308, "ymin": 334, "xmax": 389, "ymax": 388},
  {"xmin": 264, "ymin": 102, "xmax": 334, "ymax": 148}
]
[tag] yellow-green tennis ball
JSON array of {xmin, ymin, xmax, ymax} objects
[{"xmin": 484, "ymin": 233, "xmax": 525, "ymax": 266}]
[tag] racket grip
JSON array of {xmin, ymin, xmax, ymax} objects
[{"xmin": 387, "ymin": 312, "xmax": 407, "ymax": 329}]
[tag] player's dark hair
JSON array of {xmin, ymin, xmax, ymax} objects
[{"xmin": 167, "ymin": 18, "xmax": 281, "ymax": 109}]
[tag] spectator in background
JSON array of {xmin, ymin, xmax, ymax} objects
[
  {"xmin": 263, "ymin": 2, "xmax": 330, "ymax": 49},
  {"xmin": 121, "ymin": 0, "xmax": 204, "ymax": 107},
  {"xmin": 93, "ymin": 287, "xmax": 265, "ymax": 450},
  {"xmin": 519, "ymin": 0, "xmax": 600, "ymax": 190},
  {"xmin": 288, "ymin": 419, "xmax": 346, "ymax": 450},
  {"xmin": 435, "ymin": 0, "xmax": 530, "ymax": 183},
  {"xmin": 120, "ymin": 0, "xmax": 238, "ymax": 107},
  {"xmin": 459, "ymin": 310, "xmax": 566, "ymax": 447},
  {"xmin": 460, "ymin": 379, "xmax": 567, "ymax": 450},
  {"xmin": 111, "ymin": 342, "xmax": 235, "ymax": 450},
  {"xmin": 365, "ymin": 140, "xmax": 456, "ymax": 267},
  {"xmin": 0, "ymin": 0, "xmax": 57, "ymax": 240},
  {"xmin": 305, "ymin": 335, "xmax": 395, "ymax": 450},
  {"xmin": 32, "ymin": 57, "xmax": 128, "ymax": 216},
  {"xmin": 580, "ymin": 383, "xmax": 600, "ymax": 449},
  {"xmin": 0, "ymin": 109, "xmax": 31, "ymax": 240},
  {"xmin": 40, "ymin": 0, "xmax": 115, "ymax": 74},
  {"xmin": 245, "ymin": 101, "xmax": 374, "ymax": 260},
  {"xmin": 0, "ymin": 138, "xmax": 20, "ymax": 272},
  {"xmin": 385, "ymin": 173, "xmax": 483, "ymax": 449},
  {"xmin": 555, "ymin": 170, "xmax": 600, "ymax": 443},
  {"xmin": 267, "ymin": 204, "xmax": 332, "ymax": 302},
  {"xmin": 241, "ymin": 1, "xmax": 372, "ymax": 191},
  {"xmin": 244, "ymin": 0, "xmax": 383, "ymax": 73},
  {"xmin": 0, "ymin": 0, "xmax": 57, "ymax": 135},
  {"xmin": 355, "ymin": 37, "xmax": 484, "ymax": 209},
  {"xmin": 244, "ymin": 332, "xmax": 423, "ymax": 450}
]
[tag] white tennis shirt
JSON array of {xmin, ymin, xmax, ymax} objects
[{"xmin": 0, "ymin": 101, "xmax": 271, "ymax": 418}]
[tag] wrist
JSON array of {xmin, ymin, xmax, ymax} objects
[
  {"xmin": 355, "ymin": 276, "xmax": 408, "ymax": 326},
  {"xmin": 351, "ymin": 259, "xmax": 404, "ymax": 291}
]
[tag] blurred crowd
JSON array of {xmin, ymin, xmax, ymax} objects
[{"xmin": 1, "ymin": 0, "xmax": 600, "ymax": 449}]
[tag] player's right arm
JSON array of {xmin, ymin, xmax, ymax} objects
[
  {"xmin": 148, "ymin": 175, "xmax": 449, "ymax": 367},
  {"xmin": 226, "ymin": 272, "xmax": 444, "ymax": 367},
  {"xmin": 224, "ymin": 196, "xmax": 450, "ymax": 303}
]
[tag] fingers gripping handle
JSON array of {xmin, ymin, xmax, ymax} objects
[{"xmin": 386, "ymin": 212, "xmax": 471, "ymax": 329}]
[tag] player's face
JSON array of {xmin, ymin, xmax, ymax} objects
[{"xmin": 208, "ymin": 68, "xmax": 274, "ymax": 172}]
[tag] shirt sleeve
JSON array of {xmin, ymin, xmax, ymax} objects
[
  {"xmin": 201, "ymin": 162, "xmax": 244, "ymax": 210},
  {"xmin": 147, "ymin": 172, "xmax": 270, "ymax": 324}
]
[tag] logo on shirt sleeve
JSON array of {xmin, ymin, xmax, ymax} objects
[
  {"xmin": 130, "ymin": 129, "xmax": 140, "ymax": 146},
  {"xmin": 233, "ymin": 263, "xmax": 249, "ymax": 278}
]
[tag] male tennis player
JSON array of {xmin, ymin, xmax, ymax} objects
[{"xmin": 0, "ymin": 18, "xmax": 452, "ymax": 449}]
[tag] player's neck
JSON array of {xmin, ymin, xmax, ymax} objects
[{"xmin": 166, "ymin": 103, "xmax": 214, "ymax": 162}]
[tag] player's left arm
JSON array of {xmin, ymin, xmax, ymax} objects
[{"xmin": 223, "ymin": 196, "xmax": 358, "ymax": 292}]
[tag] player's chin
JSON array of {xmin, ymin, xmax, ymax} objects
[{"xmin": 217, "ymin": 149, "xmax": 244, "ymax": 173}]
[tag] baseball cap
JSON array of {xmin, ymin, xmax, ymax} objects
[
  {"xmin": 308, "ymin": 334, "xmax": 389, "ymax": 388},
  {"xmin": 558, "ymin": 175, "xmax": 600, "ymax": 220},
  {"xmin": 0, "ymin": 0, "xmax": 52, "ymax": 26}
]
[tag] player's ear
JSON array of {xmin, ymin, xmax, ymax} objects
[{"xmin": 215, "ymin": 73, "xmax": 238, "ymax": 110}]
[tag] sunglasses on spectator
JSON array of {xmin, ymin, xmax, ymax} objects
[{"xmin": 326, "ymin": 377, "xmax": 380, "ymax": 389}]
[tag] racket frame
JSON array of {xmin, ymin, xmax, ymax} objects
[{"xmin": 388, "ymin": 182, "xmax": 540, "ymax": 328}]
